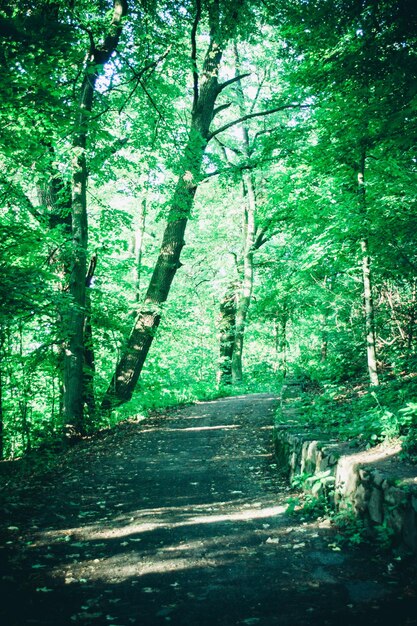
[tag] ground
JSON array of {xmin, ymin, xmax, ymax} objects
[{"xmin": 1, "ymin": 393, "xmax": 416, "ymax": 625}]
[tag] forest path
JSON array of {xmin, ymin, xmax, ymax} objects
[{"xmin": 1, "ymin": 393, "xmax": 416, "ymax": 625}]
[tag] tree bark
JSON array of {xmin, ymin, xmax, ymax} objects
[
  {"xmin": 358, "ymin": 151, "xmax": 379, "ymax": 387},
  {"xmin": 218, "ymin": 285, "xmax": 237, "ymax": 385},
  {"xmin": 232, "ymin": 171, "xmax": 256, "ymax": 383},
  {"xmin": 83, "ymin": 254, "xmax": 97, "ymax": 422},
  {"xmin": 231, "ymin": 44, "xmax": 257, "ymax": 384},
  {"xmin": 280, "ymin": 316, "xmax": 288, "ymax": 378},
  {"xmin": 101, "ymin": 4, "xmax": 241, "ymax": 410},
  {"xmin": 37, "ymin": 155, "xmax": 72, "ymax": 418},
  {"xmin": 133, "ymin": 197, "xmax": 147, "ymax": 302},
  {"xmin": 0, "ymin": 328, "xmax": 3, "ymax": 460},
  {"xmin": 63, "ymin": 0, "xmax": 127, "ymax": 432}
]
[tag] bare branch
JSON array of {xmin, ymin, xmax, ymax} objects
[
  {"xmin": 212, "ymin": 102, "xmax": 232, "ymax": 119},
  {"xmin": 118, "ymin": 46, "xmax": 171, "ymax": 114},
  {"xmin": 217, "ymin": 72, "xmax": 251, "ymax": 94},
  {"xmin": 200, "ymin": 160, "xmax": 270, "ymax": 182},
  {"xmin": 214, "ymin": 136, "xmax": 243, "ymax": 158},
  {"xmin": 208, "ymin": 103, "xmax": 309, "ymax": 141}
]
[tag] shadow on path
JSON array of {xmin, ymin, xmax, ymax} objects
[{"xmin": 0, "ymin": 394, "xmax": 416, "ymax": 625}]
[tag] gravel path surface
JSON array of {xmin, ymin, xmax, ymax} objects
[{"xmin": 1, "ymin": 393, "xmax": 416, "ymax": 625}]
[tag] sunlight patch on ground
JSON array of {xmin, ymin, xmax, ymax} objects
[
  {"xmin": 35, "ymin": 499, "xmax": 286, "ymax": 545},
  {"xmin": 54, "ymin": 553, "xmax": 220, "ymax": 584},
  {"xmin": 151, "ymin": 425, "xmax": 241, "ymax": 432}
]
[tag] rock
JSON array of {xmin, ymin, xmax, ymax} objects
[
  {"xmin": 354, "ymin": 483, "xmax": 368, "ymax": 512},
  {"xmin": 372, "ymin": 470, "xmax": 384, "ymax": 487},
  {"xmin": 368, "ymin": 487, "xmax": 383, "ymax": 524},
  {"xmin": 402, "ymin": 507, "xmax": 417, "ymax": 552},
  {"xmin": 274, "ymin": 391, "xmax": 417, "ymax": 554},
  {"xmin": 384, "ymin": 486, "xmax": 407, "ymax": 507}
]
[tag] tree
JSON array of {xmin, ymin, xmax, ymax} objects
[
  {"xmin": 64, "ymin": 0, "xmax": 128, "ymax": 433},
  {"xmin": 101, "ymin": 0, "xmax": 251, "ymax": 409}
]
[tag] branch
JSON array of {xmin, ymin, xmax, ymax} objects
[
  {"xmin": 249, "ymin": 77, "xmax": 265, "ymax": 114},
  {"xmin": 200, "ymin": 161, "xmax": 262, "ymax": 181},
  {"xmin": 118, "ymin": 45, "xmax": 171, "ymax": 114},
  {"xmin": 252, "ymin": 124, "xmax": 284, "ymax": 147},
  {"xmin": 253, "ymin": 227, "xmax": 269, "ymax": 251},
  {"xmin": 214, "ymin": 136, "xmax": 243, "ymax": 158},
  {"xmin": 86, "ymin": 253, "xmax": 97, "ymax": 288},
  {"xmin": 217, "ymin": 72, "xmax": 251, "ymax": 94},
  {"xmin": 208, "ymin": 103, "xmax": 309, "ymax": 141},
  {"xmin": 212, "ymin": 102, "xmax": 232, "ymax": 120},
  {"xmin": 191, "ymin": 0, "xmax": 202, "ymax": 112}
]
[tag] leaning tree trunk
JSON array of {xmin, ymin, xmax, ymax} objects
[
  {"xmin": 63, "ymin": 0, "xmax": 127, "ymax": 432},
  {"xmin": 358, "ymin": 150, "xmax": 379, "ymax": 387},
  {"xmin": 99, "ymin": 0, "xmax": 254, "ymax": 411},
  {"xmin": 101, "ymin": 41, "xmax": 223, "ymax": 409}
]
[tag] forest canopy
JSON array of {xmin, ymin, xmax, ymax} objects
[{"xmin": 1, "ymin": 0, "xmax": 417, "ymax": 460}]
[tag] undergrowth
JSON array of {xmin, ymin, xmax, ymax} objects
[{"xmin": 290, "ymin": 374, "xmax": 417, "ymax": 461}]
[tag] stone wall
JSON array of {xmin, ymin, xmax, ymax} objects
[{"xmin": 275, "ymin": 382, "xmax": 417, "ymax": 555}]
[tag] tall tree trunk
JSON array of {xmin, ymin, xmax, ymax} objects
[
  {"xmin": 358, "ymin": 151, "xmax": 379, "ymax": 386},
  {"xmin": 63, "ymin": 0, "xmax": 127, "ymax": 432},
  {"xmin": 230, "ymin": 43, "xmax": 259, "ymax": 384},
  {"xmin": 83, "ymin": 254, "xmax": 97, "ymax": 422},
  {"xmin": 0, "ymin": 328, "xmax": 3, "ymax": 460},
  {"xmin": 280, "ymin": 316, "xmax": 288, "ymax": 378},
  {"xmin": 232, "ymin": 171, "xmax": 256, "ymax": 383},
  {"xmin": 101, "ymin": 5, "xmax": 241, "ymax": 410},
  {"xmin": 37, "ymin": 153, "xmax": 72, "ymax": 418},
  {"xmin": 218, "ymin": 285, "xmax": 237, "ymax": 385},
  {"xmin": 406, "ymin": 280, "xmax": 416, "ymax": 360}
]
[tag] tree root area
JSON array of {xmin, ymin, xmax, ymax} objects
[{"xmin": 1, "ymin": 393, "xmax": 416, "ymax": 625}]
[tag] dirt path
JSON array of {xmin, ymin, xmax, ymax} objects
[{"xmin": 1, "ymin": 394, "xmax": 416, "ymax": 625}]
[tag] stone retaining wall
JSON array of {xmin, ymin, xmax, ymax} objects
[{"xmin": 275, "ymin": 382, "xmax": 417, "ymax": 555}]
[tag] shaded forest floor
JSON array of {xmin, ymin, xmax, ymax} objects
[{"xmin": 1, "ymin": 393, "xmax": 417, "ymax": 625}]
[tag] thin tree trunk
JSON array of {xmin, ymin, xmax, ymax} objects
[
  {"xmin": 320, "ymin": 312, "xmax": 328, "ymax": 362},
  {"xmin": 231, "ymin": 44, "xmax": 257, "ymax": 384},
  {"xmin": 63, "ymin": 0, "xmax": 127, "ymax": 432},
  {"xmin": 232, "ymin": 171, "xmax": 256, "ymax": 383},
  {"xmin": 133, "ymin": 197, "xmax": 147, "ymax": 302},
  {"xmin": 406, "ymin": 280, "xmax": 416, "ymax": 358},
  {"xmin": 218, "ymin": 285, "xmax": 237, "ymax": 385},
  {"xmin": 280, "ymin": 317, "xmax": 288, "ymax": 378},
  {"xmin": 0, "ymin": 328, "xmax": 3, "ymax": 460},
  {"xmin": 358, "ymin": 151, "xmax": 379, "ymax": 386},
  {"xmin": 83, "ymin": 254, "xmax": 97, "ymax": 422},
  {"xmin": 37, "ymin": 152, "xmax": 72, "ymax": 418}
]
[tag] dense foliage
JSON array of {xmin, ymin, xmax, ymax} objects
[{"xmin": 1, "ymin": 0, "xmax": 416, "ymax": 459}]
